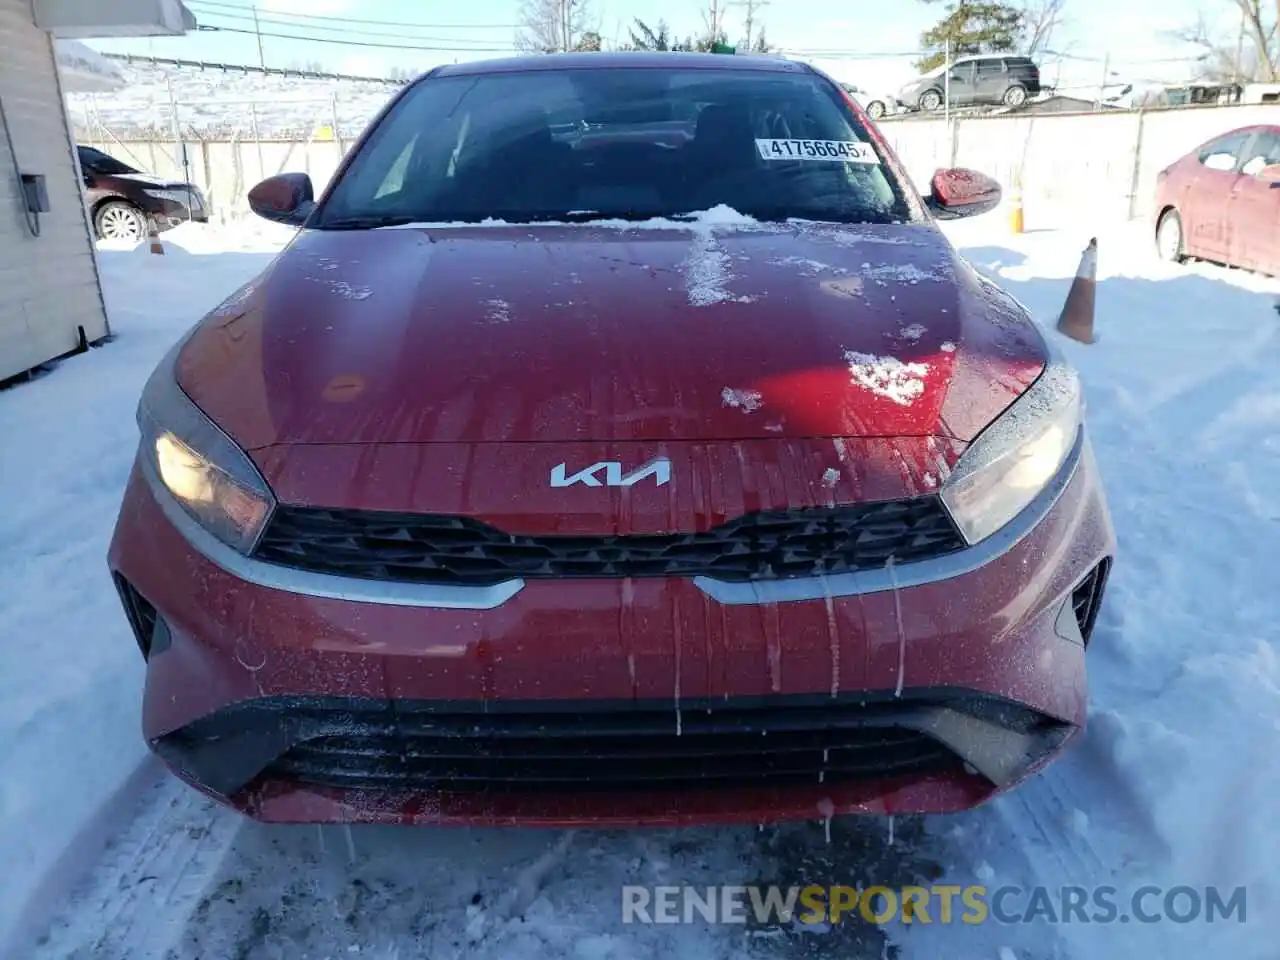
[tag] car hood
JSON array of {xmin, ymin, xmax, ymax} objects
[
  {"xmin": 178, "ymin": 219, "xmax": 1045, "ymax": 448},
  {"xmin": 112, "ymin": 173, "xmax": 195, "ymax": 190}
]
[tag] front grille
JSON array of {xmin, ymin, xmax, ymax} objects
[
  {"xmin": 254, "ymin": 498, "xmax": 966, "ymax": 586},
  {"xmin": 260, "ymin": 700, "xmax": 961, "ymax": 794},
  {"xmin": 1071, "ymin": 558, "xmax": 1110, "ymax": 644}
]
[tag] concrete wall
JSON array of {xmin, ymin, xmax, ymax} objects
[
  {"xmin": 79, "ymin": 102, "xmax": 1280, "ymax": 229},
  {"xmin": 0, "ymin": 0, "xmax": 108, "ymax": 381}
]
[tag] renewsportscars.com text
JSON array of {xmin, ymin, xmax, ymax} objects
[{"xmin": 621, "ymin": 885, "xmax": 1247, "ymax": 926}]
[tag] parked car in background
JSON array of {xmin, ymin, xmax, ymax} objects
[
  {"xmin": 77, "ymin": 145, "xmax": 208, "ymax": 242},
  {"xmin": 1154, "ymin": 125, "xmax": 1280, "ymax": 277},
  {"xmin": 899, "ymin": 55, "xmax": 1042, "ymax": 112},
  {"xmin": 838, "ymin": 81, "xmax": 898, "ymax": 120}
]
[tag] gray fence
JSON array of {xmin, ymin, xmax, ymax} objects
[{"xmin": 70, "ymin": 96, "xmax": 1280, "ymax": 228}]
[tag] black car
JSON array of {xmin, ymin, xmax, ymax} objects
[
  {"xmin": 77, "ymin": 145, "xmax": 209, "ymax": 242},
  {"xmin": 899, "ymin": 55, "xmax": 1042, "ymax": 112}
]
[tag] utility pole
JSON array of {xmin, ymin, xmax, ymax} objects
[
  {"xmin": 944, "ymin": 35, "xmax": 951, "ymax": 123},
  {"xmin": 1097, "ymin": 51, "xmax": 1110, "ymax": 109},
  {"xmin": 1232, "ymin": 4, "xmax": 1245, "ymax": 85},
  {"xmin": 252, "ymin": 6, "xmax": 265, "ymax": 69}
]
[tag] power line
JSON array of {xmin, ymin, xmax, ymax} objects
[
  {"xmin": 187, "ymin": 16, "xmax": 1213, "ymax": 68},
  {"xmin": 190, "ymin": 7, "xmax": 512, "ymax": 46},
  {"xmin": 196, "ymin": 23, "xmax": 515, "ymax": 53},
  {"xmin": 186, "ymin": 0, "xmax": 518, "ymax": 30}
]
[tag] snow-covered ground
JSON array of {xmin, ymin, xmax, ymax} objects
[{"xmin": 1, "ymin": 218, "xmax": 1277, "ymax": 960}]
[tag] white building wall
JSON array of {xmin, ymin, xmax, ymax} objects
[{"xmin": 0, "ymin": 0, "xmax": 108, "ymax": 382}]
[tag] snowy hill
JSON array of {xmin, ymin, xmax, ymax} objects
[{"xmin": 65, "ymin": 56, "xmax": 405, "ymax": 139}]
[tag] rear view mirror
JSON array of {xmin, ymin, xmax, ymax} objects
[
  {"xmin": 925, "ymin": 168, "xmax": 1002, "ymax": 220},
  {"xmin": 248, "ymin": 172, "xmax": 315, "ymax": 226}
]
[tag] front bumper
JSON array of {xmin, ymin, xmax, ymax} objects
[
  {"xmin": 108, "ymin": 435, "xmax": 1114, "ymax": 826},
  {"xmin": 143, "ymin": 194, "xmax": 209, "ymax": 229}
]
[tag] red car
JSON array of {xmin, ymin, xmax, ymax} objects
[
  {"xmin": 1154, "ymin": 124, "xmax": 1280, "ymax": 275},
  {"xmin": 108, "ymin": 52, "xmax": 1115, "ymax": 827}
]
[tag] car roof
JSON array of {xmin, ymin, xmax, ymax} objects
[
  {"xmin": 432, "ymin": 51, "xmax": 813, "ymax": 78},
  {"xmin": 952, "ymin": 53, "xmax": 1028, "ymax": 63}
]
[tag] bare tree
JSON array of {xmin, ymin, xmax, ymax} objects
[
  {"xmin": 516, "ymin": 0, "xmax": 594, "ymax": 53},
  {"xmin": 1019, "ymin": 0, "xmax": 1065, "ymax": 55},
  {"xmin": 731, "ymin": 0, "xmax": 770, "ymax": 50},
  {"xmin": 1177, "ymin": 0, "xmax": 1277, "ymax": 82},
  {"xmin": 699, "ymin": 0, "xmax": 728, "ymax": 47}
]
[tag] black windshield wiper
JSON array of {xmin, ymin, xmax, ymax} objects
[
  {"xmin": 483, "ymin": 209, "xmax": 692, "ymax": 224},
  {"xmin": 316, "ymin": 213, "xmax": 422, "ymax": 230}
]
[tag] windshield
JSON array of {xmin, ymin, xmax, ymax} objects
[
  {"xmin": 78, "ymin": 146, "xmax": 139, "ymax": 176},
  {"xmin": 317, "ymin": 66, "xmax": 916, "ymax": 227}
]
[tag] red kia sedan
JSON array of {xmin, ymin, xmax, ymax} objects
[
  {"xmin": 108, "ymin": 52, "xmax": 1115, "ymax": 827},
  {"xmin": 1154, "ymin": 124, "xmax": 1280, "ymax": 275}
]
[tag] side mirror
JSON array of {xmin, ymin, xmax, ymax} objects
[
  {"xmin": 1255, "ymin": 163, "xmax": 1280, "ymax": 186},
  {"xmin": 248, "ymin": 172, "xmax": 315, "ymax": 226},
  {"xmin": 925, "ymin": 168, "xmax": 1002, "ymax": 220}
]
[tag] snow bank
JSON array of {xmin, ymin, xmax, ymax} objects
[{"xmin": 0, "ymin": 229, "xmax": 284, "ymax": 953}]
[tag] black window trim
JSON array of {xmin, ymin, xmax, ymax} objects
[
  {"xmin": 1197, "ymin": 130, "xmax": 1254, "ymax": 172},
  {"xmin": 1240, "ymin": 128, "xmax": 1280, "ymax": 173}
]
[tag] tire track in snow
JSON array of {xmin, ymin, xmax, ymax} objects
[{"xmin": 30, "ymin": 779, "xmax": 243, "ymax": 960}]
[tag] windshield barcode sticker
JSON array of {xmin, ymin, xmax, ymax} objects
[{"xmin": 755, "ymin": 139, "xmax": 878, "ymax": 163}]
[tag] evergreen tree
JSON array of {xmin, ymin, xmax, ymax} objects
[
  {"xmin": 625, "ymin": 18, "xmax": 695, "ymax": 51},
  {"xmin": 917, "ymin": 0, "xmax": 1024, "ymax": 72}
]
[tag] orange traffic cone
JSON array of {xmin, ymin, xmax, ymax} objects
[
  {"xmin": 148, "ymin": 221, "xmax": 164, "ymax": 255},
  {"xmin": 1056, "ymin": 238, "xmax": 1097, "ymax": 344}
]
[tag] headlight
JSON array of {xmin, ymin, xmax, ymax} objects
[
  {"xmin": 137, "ymin": 333, "xmax": 275, "ymax": 553},
  {"xmin": 939, "ymin": 349, "xmax": 1082, "ymax": 545},
  {"xmin": 143, "ymin": 188, "xmax": 194, "ymax": 204}
]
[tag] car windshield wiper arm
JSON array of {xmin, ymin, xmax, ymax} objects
[{"xmin": 317, "ymin": 213, "xmax": 422, "ymax": 230}]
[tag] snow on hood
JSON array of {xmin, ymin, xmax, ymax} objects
[{"xmin": 55, "ymin": 42, "xmax": 126, "ymax": 93}]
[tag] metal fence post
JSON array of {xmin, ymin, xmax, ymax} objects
[
  {"xmin": 200, "ymin": 139, "xmax": 214, "ymax": 221},
  {"xmin": 1125, "ymin": 108, "xmax": 1147, "ymax": 221},
  {"xmin": 148, "ymin": 96, "xmax": 159, "ymax": 171},
  {"xmin": 331, "ymin": 93, "xmax": 344, "ymax": 158},
  {"xmin": 250, "ymin": 101, "xmax": 265, "ymax": 184}
]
